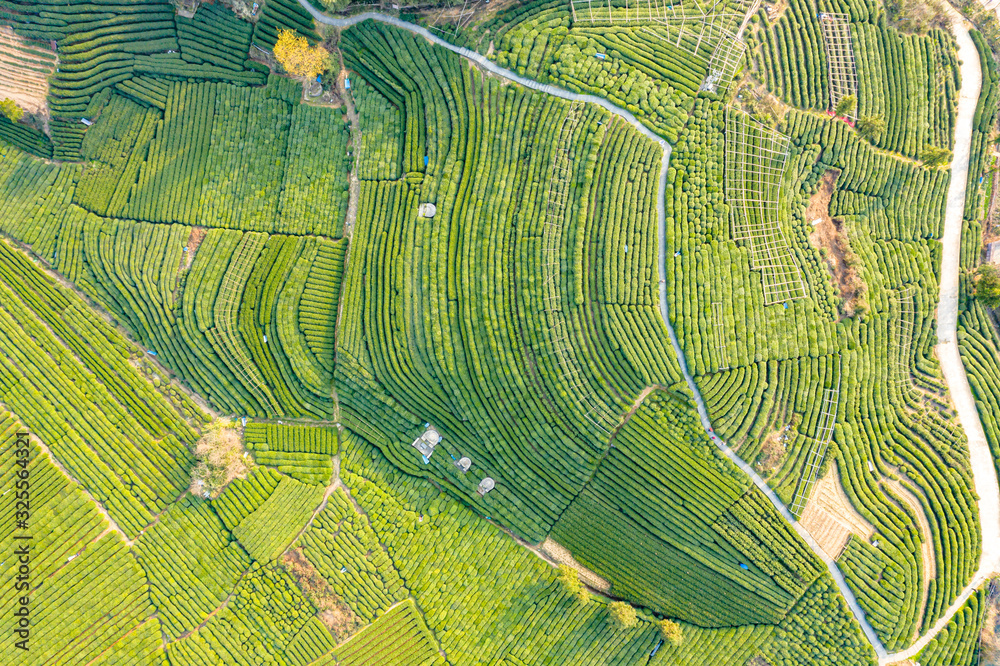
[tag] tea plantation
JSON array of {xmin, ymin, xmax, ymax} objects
[{"xmin": 0, "ymin": 0, "xmax": 998, "ymax": 663}]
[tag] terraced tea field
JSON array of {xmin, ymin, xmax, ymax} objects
[{"xmin": 0, "ymin": 0, "xmax": 999, "ymax": 664}]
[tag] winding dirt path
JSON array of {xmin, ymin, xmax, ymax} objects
[
  {"xmin": 882, "ymin": 476, "xmax": 936, "ymax": 636},
  {"xmin": 881, "ymin": 6, "xmax": 997, "ymax": 664},
  {"xmin": 937, "ymin": 7, "xmax": 999, "ymax": 570},
  {"xmin": 339, "ymin": 65, "xmax": 362, "ymax": 239}
]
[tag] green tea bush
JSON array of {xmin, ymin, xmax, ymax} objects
[
  {"xmin": 328, "ymin": 600, "xmax": 444, "ymax": 666},
  {"xmin": 762, "ymin": 576, "xmax": 877, "ymax": 665},
  {"xmin": 244, "ymin": 422, "xmax": 337, "ymax": 484},
  {"xmin": 838, "ymin": 536, "xmax": 908, "ymax": 650},
  {"xmin": 165, "ymin": 562, "xmax": 335, "ymax": 665},
  {"xmin": 232, "ymin": 475, "xmax": 324, "ymax": 562},
  {"xmin": 135, "ymin": 497, "xmax": 252, "ymax": 638},
  {"xmin": 0, "ymin": 237, "xmax": 197, "ymax": 537},
  {"xmin": 338, "ymin": 21, "xmax": 682, "ymax": 546},
  {"xmin": 750, "ymin": 0, "xmax": 957, "ymax": 158},
  {"xmin": 299, "ymin": 489, "xmax": 409, "ymax": 621},
  {"xmin": 916, "ymin": 586, "xmax": 986, "ymax": 666}
]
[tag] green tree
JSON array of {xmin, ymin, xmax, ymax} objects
[
  {"xmin": 608, "ymin": 601, "xmax": 637, "ymax": 630},
  {"xmin": 557, "ymin": 564, "xmax": 589, "ymax": 604},
  {"xmin": 921, "ymin": 144, "xmax": 952, "ymax": 168},
  {"xmin": 856, "ymin": 114, "xmax": 886, "ymax": 141},
  {"xmin": 0, "ymin": 98, "xmax": 23, "ymax": 123},
  {"xmin": 975, "ymin": 264, "xmax": 1000, "ymax": 308},
  {"xmin": 834, "ymin": 94, "xmax": 856, "ymax": 117}
]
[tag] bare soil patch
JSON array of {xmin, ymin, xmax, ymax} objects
[
  {"xmin": 281, "ymin": 547, "xmax": 364, "ymax": 642},
  {"xmin": 986, "ymin": 166, "xmax": 1000, "ymax": 243},
  {"xmin": 754, "ymin": 428, "xmax": 787, "ymax": 474},
  {"xmin": 183, "ymin": 227, "xmax": 207, "ymax": 269},
  {"xmin": 762, "ymin": 0, "xmax": 789, "ymax": 21},
  {"xmin": 981, "ymin": 591, "xmax": 1000, "ymax": 666},
  {"xmin": 0, "ymin": 26, "xmax": 56, "ymax": 123},
  {"xmin": 540, "ymin": 538, "xmax": 611, "ymax": 593},
  {"xmin": 807, "ymin": 169, "xmax": 867, "ymax": 318},
  {"xmin": 799, "ymin": 461, "xmax": 875, "ymax": 560}
]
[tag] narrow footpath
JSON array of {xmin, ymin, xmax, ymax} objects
[{"xmin": 296, "ymin": 1, "xmax": 998, "ymax": 661}]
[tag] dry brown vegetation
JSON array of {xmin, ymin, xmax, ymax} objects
[
  {"xmin": 421, "ymin": 0, "xmax": 519, "ymax": 34},
  {"xmin": 216, "ymin": 0, "xmax": 257, "ymax": 21},
  {"xmin": 189, "ymin": 424, "xmax": 249, "ymax": 498},
  {"xmin": 981, "ymin": 588, "xmax": 1000, "ymax": 666},
  {"xmin": 884, "ymin": 0, "xmax": 947, "ymax": 34},
  {"xmin": 745, "ymin": 655, "xmax": 773, "ymax": 666},
  {"xmin": 281, "ymin": 548, "xmax": 363, "ymax": 642},
  {"xmin": 799, "ymin": 463, "xmax": 876, "ymax": 561},
  {"xmin": 754, "ymin": 429, "xmax": 787, "ymax": 474},
  {"xmin": 731, "ymin": 82, "xmax": 786, "ymax": 128},
  {"xmin": 183, "ymin": 227, "xmax": 207, "ymax": 269},
  {"xmin": 807, "ymin": 169, "xmax": 868, "ymax": 318}
]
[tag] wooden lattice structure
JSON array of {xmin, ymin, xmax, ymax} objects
[
  {"xmin": 701, "ymin": 30, "xmax": 747, "ymax": 93},
  {"xmin": 428, "ymin": 0, "xmax": 482, "ymax": 36},
  {"xmin": 891, "ymin": 285, "xmax": 917, "ymax": 399},
  {"xmin": 724, "ymin": 109, "xmax": 806, "ymax": 305},
  {"xmin": 790, "ymin": 358, "xmax": 842, "ymax": 517},
  {"xmin": 570, "ymin": 0, "xmax": 758, "ymax": 91},
  {"xmin": 819, "ymin": 13, "xmax": 858, "ymax": 116}
]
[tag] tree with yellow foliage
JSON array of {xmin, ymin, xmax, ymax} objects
[
  {"xmin": 0, "ymin": 98, "xmax": 23, "ymax": 123},
  {"xmin": 557, "ymin": 564, "xmax": 589, "ymax": 604},
  {"xmin": 608, "ymin": 601, "xmax": 637, "ymax": 630},
  {"xmin": 273, "ymin": 29, "xmax": 330, "ymax": 79},
  {"xmin": 658, "ymin": 619, "xmax": 683, "ymax": 646},
  {"xmin": 189, "ymin": 422, "xmax": 250, "ymax": 498}
]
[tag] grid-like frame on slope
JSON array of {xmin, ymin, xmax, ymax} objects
[
  {"xmin": 790, "ymin": 358, "xmax": 842, "ymax": 517},
  {"xmin": 428, "ymin": 0, "xmax": 481, "ymax": 37},
  {"xmin": 212, "ymin": 237, "xmax": 279, "ymax": 415},
  {"xmin": 542, "ymin": 104, "xmax": 617, "ymax": 435},
  {"xmin": 819, "ymin": 13, "xmax": 858, "ymax": 117},
  {"xmin": 891, "ymin": 285, "xmax": 917, "ymax": 400},
  {"xmin": 700, "ymin": 29, "xmax": 746, "ymax": 93},
  {"xmin": 724, "ymin": 109, "xmax": 806, "ymax": 305},
  {"xmin": 570, "ymin": 0, "xmax": 756, "ymax": 82},
  {"xmin": 568, "ymin": 0, "xmax": 755, "ymax": 28},
  {"xmin": 342, "ymin": 412, "xmax": 393, "ymax": 450},
  {"xmin": 711, "ymin": 301, "xmax": 729, "ymax": 370}
]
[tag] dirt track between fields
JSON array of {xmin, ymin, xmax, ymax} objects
[{"xmin": 882, "ymin": 475, "xmax": 936, "ymax": 636}]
